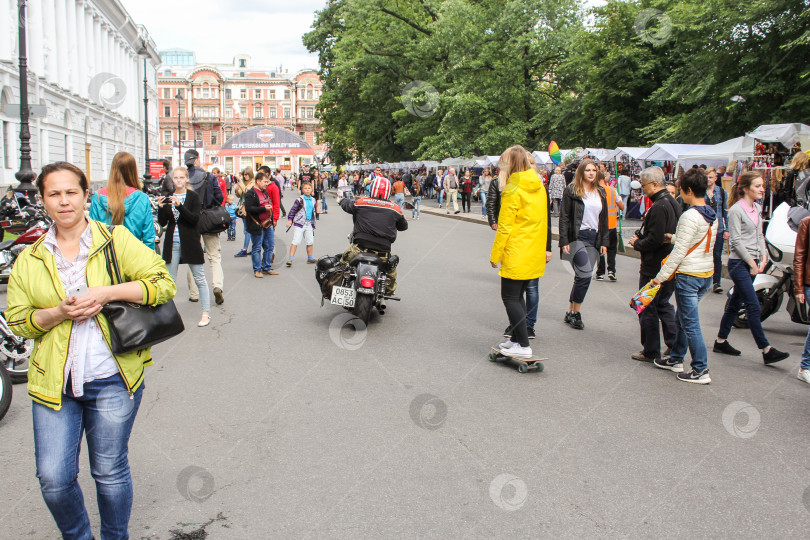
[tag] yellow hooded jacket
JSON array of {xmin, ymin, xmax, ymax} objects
[
  {"xmin": 489, "ymin": 169, "xmax": 550, "ymax": 280},
  {"xmin": 6, "ymin": 221, "xmax": 177, "ymax": 410}
]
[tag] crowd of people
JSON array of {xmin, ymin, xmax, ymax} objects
[{"xmin": 5, "ymin": 143, "xmax": 810, "ymax": 539}]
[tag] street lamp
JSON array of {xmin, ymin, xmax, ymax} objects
[
  {"xmin": 175, "ymin": 91, "xmax": 182, "ymax": 166},
  {"xmin": 14, "ymin": 0, "xmax": 36, "ymax": 197},
  {"xmin": 137, "ymin": 38, "xmax": 151, "ymax": 188}
]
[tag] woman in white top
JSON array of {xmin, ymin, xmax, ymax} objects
[{"xmin": 558, "ymin": 159, "xmax": 608, "ymax": 330}]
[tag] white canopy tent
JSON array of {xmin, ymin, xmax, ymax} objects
[
  {"xmin": 676, "ymin": 136, "xmax": 755, "ymax": 169},
  {"xmin": 578, "ymin": 148, "xmax": 613, "ymax": 162},
  {"xmin": 747, "ymin": 123, "xmax": 810, "ymax": 150},
  {"xmin": 639, "ymin": 144, "xmax": 711, "ymax": 162},
  {"xmin": 608, "ymin": 147, "xmax": 649, "ymax": 161}
]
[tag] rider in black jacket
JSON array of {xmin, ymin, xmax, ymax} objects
[{"xmin": 339, "ymin": 176, "xmax": 408, "ymax": 296}]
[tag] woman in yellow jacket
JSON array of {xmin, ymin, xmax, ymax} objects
[
  {"xmin": 6, "ymin": 162, "xmax": 176, "ymax": 540},
  {"xmin": 490, "ymin": 145, "xmax": 552, "ymax": 359}
]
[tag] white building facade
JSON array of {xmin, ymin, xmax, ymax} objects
[{"xmin": 0, "ymin": 0, "xmax": 160, "ymax": 186}]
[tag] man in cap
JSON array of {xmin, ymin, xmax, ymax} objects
[{"xmin": 185, "ymin": 149, "xmax": 226, "ymax": 305}]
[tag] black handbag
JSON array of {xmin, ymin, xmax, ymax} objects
[
  {"xmin": 195, "ymin": 173, "xmax": 231, "ymax": 234},
  {"xmin": 100, "ymin": 229, "xmax": 185, "ymax": 354}
]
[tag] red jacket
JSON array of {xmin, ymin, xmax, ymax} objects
[
  {"xmin": 218, "ymin": 177, "xmax": 227, "ymax": 206},
  {"xmin": 267, "ymin": 181, "xmax": 281, "ymax": 223}
]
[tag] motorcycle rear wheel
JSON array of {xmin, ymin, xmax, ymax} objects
[
  {"xmin": 0, "ymin": 336, "xmax": 32, "ymax": 383},
  {"xmin": 353, "ymin": 294, "xmax": 374, "ymax": 325},
  {"xmin": 0, "ymin": 363, "xmax": 11, "ymax": 422},
  {"xmin": 730, "ymin": 288, "xmax": 780, "ymax": 329}
]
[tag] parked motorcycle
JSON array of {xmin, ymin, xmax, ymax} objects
[
  {"xmin": 729, "ymin": 202, "xmax": 810, "ymax": 327},
  {"xmin": 315, "ymin": 245, "xmax": 400, "ymax": 324},
  {"xmin": 0, "ymin": 362, "xmax": 10, "ymax": 422},
  {"xmin": 0, "ymin": 219, "xmax": 50, "ymax": 284},
  {"xmin": 0, "ymin": 311, "xmax": 32, "ymax": 384},
  {"xmin": 149, "ymin": 195, "xmax": 166, "ymax": 255}
]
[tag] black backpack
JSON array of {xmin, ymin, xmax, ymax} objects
[{"xmin": 194, "ymin": 172, "xmax": 231, "ymax": 234}]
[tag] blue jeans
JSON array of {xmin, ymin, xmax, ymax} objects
[
  {"xmin": 718, "ymin": 258, "xmax": 769, "ymax": 349},
  {"xmin": 168, "ymin": 242, "xmax": 211, "ymax": 312},
  {"xmin": 320, "ymin": 196, "xmax": 327, "ymax": 211},
  {"xmin": 412, "ymin": 196, "xmax": 421, "ymax": 218},
  {"xmin": 671, "ymin": 273, "xmax": 712, "ymax": 372},
  {"xmin": 242, "ymin": 218, "xmax": 251, "ymax": 251},
  {"xmin": 394, "ymin": 193, "xmax": 405, "ymax": 209},
  {"xmin": 227, "ymin": 219, "xmax": 236, "ymax": 240},
  {"xmin": 526, "ymin": 278, "xmax": 539, "ymax": 328},
  {"xmin": 712, "ymin": 229, "xmax": 725, "ymax": 286},
  {"xmin": 802, "ymin": 286, "xmax": 810, "ymax": 370},
  {"xmin": 438, "ymin": 189, "xmax": 444, "ymax": 206},
  {"xmin": 250, "ymin": 226, "xmax": 275, "ymax": 272},
  {"xmin": 33, "ymin": 373, "xmax": 144, "ymax": 540},
  {"xmin": 480, "ymin": 191, "xmax": 487, "ymax": 215}
]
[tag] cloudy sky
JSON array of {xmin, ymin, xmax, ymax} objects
[{"xmin": 124, "ymin": 0, "xmax": 326, "ymax": 71}]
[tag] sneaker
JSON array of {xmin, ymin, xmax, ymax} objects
[
  {"xmin": 454, "ymin": 210, "xmax": 460, "ymax": 214},
  {"xmin": 499, "ymin": 340, "xmax": 515, "ymax": 349},
  {"xmin": 595, "ymin": 274, "xmax": 605, "ymax": 281},
  {"xmin": 527, "ymin": 326, "xmax": 536, "ymax": 339},
  {"xmin": 286, "ymin": 259, "xmax": 293, "ymax": 267},
  {"xmin": 503, "ymin": 326, "xmax": 512, "ymax": 338},
  {"xmin": 499, "ymin": 342, "xmax": 533, "ymax": 359},
  {"xmin": 608, "ymin": 271, "xmax": 616, "ymax": 282},
  {"xmin": 713, "ymin": 340, "xmax": 741, "ymax": 356},
  {"xmin": 631, "ymin": 351, "xmax": 655, "ymax": 362},
  {"xmin": 798, "ymin": 369, "xmax": 810, "ymax": 385},
  {"xmin": 564, "ymin": 312, "xmax": 572, "ymax": 324},
  {"xmin": 234, "ymin": 249, "xmax": 248, "ymax": 258},
  {"xmin": 213, "ymin": 287, "xmax": 224, "ymax": 305},
  {"xmin": 713, "ymin": 284, "xmax": 723, "ymax": 294},
  {"xmin": 763, "ymin": 347, "xmax": 789, "ymax": 365},
  {"xmin": 254, "ymin": 271, "xmax": 263, "ymax": 278},
  {"xmin": 189, "ymin": 297, "xmax": 199, "ymax": 303},
  {"xmin": 262, "ymin": 269, "xmax": 280, "ymax": 276},
  {"xmin": 570, "ymin": 311, "xmax": 584, "ymax": 330},
  {"xmin": 677, "ymin": 368, "xmax": 711, "ymax": 384},
  {"xmin": 654, "ymin": 356, "xmax": 684, "ymax": 373},
  {"xmin": 307, "ymin": 258, "xmax": 316, "ymax": 264}
]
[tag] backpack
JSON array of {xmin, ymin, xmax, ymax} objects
[{"xmin": 194, "ymin": 172, "xmax": 231, "ymax": 234}]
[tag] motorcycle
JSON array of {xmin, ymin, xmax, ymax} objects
[
  {"xmin": 0, "ymin": 311, "xmax": 32, "ymax": 384},
  {"xmin": 0, "ymin": 362, "xmax": 10, "ymax": 422},
  {"xmin": 729, "ymin": 202, "xmax": 810, "ymax": 327},
  {"xmin": 149, "ymin": 195, "xmax": 166, "ymax": 255},
  {"xmin": 315, "ymin": 240, "xmax": 400, "ymax": 324},
  {"xmin": 0, "ymin": 219, "xmax": 50, "ymax": 284}
]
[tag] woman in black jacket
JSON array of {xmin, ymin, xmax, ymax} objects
[
  {"xmin": 158, "ymin": 167, "xmax": 211, "ymax": 326},
  {"xmin": 558, "ymin": 159, "xmax": 608, "ymax": 330}
]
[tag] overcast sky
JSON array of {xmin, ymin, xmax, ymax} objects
[{"xmin": 124, "ymin": 0, "xmax": 325, "ymax": 72}]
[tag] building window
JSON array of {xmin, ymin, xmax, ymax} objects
[
  {"xmin": 268, "ymin": 89, "xmax": 276, "ymax": 100},
  {"xmin": 211, "ymin": 132, "xmax": 217, "ymax": 145},
  {"xmin": 239, "ymin": 59, "xmax": 246, "ymax": 67},
  {"xmin": 268, "ymin": 107, "xmax": 276, "ymax": 118},
  {"xmin": 225, "ymin": 89, "xmax": 231, "ymax": 99},
  {"xmin": 240, "ymin": 89, "xmax": 246, "ymax": 99},
  {"xmin": 299, "ymin": 131, "xmax": 306, "ymax": 140},
  {"xmin": 179, "ymin": 105, "xmax": 185, "ymax": 117},
  {"xmin": 162, "ymin": 88, "xmax": 171, "ymax": 99},
  {"xmin": 202, "ymin": 87, "xmax": 209, "ymax": 98},
  {"xmin": 300, "ymin": 89, "xmax": 305, "ymax": 99},
  {"xmin": 194, "ymin": 88, "xmax": 200, "ymax": 98},
  {"xmin": 240, "ymin": 72, "xmax": 245, "ymax": 77},
  {"xmin": 226, "ymin": 108, "xmax": 233, "ymax": 118},
  {"xmin": 284, "ymin": 89, "xmax": 290, "ymax": 99},
  {"xmin": 180, "ymin": 130, "xmax": 186, "ymax": 140},
  {"xmin": 224, "ymin": 128, "xmax": 232, "ymax": 140},
  {"xmin": 307, "ymin": 89, "xmax": 313, "ymax": 100},
  {"xmin": 240, "ymin": 106, "xmax": 247, "ymax": 117},
  {"xmin": 283, "ymin": 107, "xmax": 290, "ymax": 118},
  {"xmin": 254, "ymin": 89, "xmax": 261, "ymax": 99},
  {"xmin": 164, "ymin": 105, "xmax": 171, "ymax": 117},
  {"xmin": 195, "ymin": 130, "xmax": 202, "ymax": 141},
  {"xmin": 176, "ymin": 89, "xmax": 185, "ymax": 99},
  {"xmin": 163, "ymin": 130, "xmax": 172, "ymax": 144},
  {"xmin": 254, "ymin": 106, "xmax": 263, "ymax": 119}
]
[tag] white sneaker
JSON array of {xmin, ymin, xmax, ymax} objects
[
  {"xmin": 498, "ymin": 340, "xmax": 515, "ymax": 349},
  {"xmin": 798, "ymin": 369, "xmax": 810, "ymax": 385},
  {"xmin": 499, "ymin": 342, "xmax": 533, "ymax": 359}
]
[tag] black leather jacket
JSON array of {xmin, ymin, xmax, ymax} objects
[{"xmin": 558, "ymin": 184, "xmax": 609, "ymax": 250}]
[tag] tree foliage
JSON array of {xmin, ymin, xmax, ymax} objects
[{"xmin": 304, "ymin": 0, "xmax": 810, "ymax": 164}]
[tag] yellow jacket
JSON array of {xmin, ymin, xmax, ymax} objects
[
  {"xmin": 490, "ymin": 169, "xmax": 549, "ymax": 280},
  {"xmin": 6, "ymin": 220, "xmax": 177, "ymax": 410}
]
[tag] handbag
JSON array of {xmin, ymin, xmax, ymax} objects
[
  {"xmin": 100, "ymin": 227, "xmax": 185, "ymax": 354},
  {"xmin": 195, "ymin": 173, "xmax": 231, "ymax": 234}
]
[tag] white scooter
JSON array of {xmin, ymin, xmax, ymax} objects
[{"xmin": 728, "ymin": 202, "xmax": 810, "ymax": 328}]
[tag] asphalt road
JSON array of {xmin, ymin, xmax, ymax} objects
[{"xmin": 1, "ymin": 189, "xmax": 810, "ymax": 539}]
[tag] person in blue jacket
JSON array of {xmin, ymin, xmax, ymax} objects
[{"xmin": 89, "ymin": 152, "xmax": 155, "ymax": 250}]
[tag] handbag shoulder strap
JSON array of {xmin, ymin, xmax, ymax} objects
[
  {"xmin": 685, "ymin": 226, "xmax": 712, "ymax": 257},
  {"xmin": 103, "ymin": 225, "xmax": 123, "ymax": 285}
]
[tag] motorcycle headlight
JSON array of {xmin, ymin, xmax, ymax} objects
[{"xmin": 767, "ymin": 242, "xmax": 782, "ymax": 262}]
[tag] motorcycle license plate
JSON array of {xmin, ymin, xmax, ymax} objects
[{"xmin": 331, "ymin": 286, "xmax": 356, "ymax": 307}]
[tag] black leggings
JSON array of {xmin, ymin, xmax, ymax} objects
[
  {"xmin": 501, "ymin": 278, "xmax": 530, "ymax": 347},
  {"xmin": 461, "ymin": 192, "xmax": 471, "ymax": 213}
]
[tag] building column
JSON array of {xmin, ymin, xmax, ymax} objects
[{"xmin": 66, "ymin": 0, "xmax": 79, "ymax": 93}]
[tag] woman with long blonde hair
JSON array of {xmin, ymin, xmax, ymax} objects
[
  {"xmin": 89, "ymin": 151, "xmax": 155, "ymax": 249},
  {"xmin": 558, "ymin": 158, "xmax": 608, "ymax": 329},
  {"xmin": 489, "ymin": 145, "xmax": 552, "ymax": 358}
]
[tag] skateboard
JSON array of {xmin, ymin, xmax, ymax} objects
[{"xmin": 489, "ymin": 347, "xmax": 547, "ymax": 373}]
